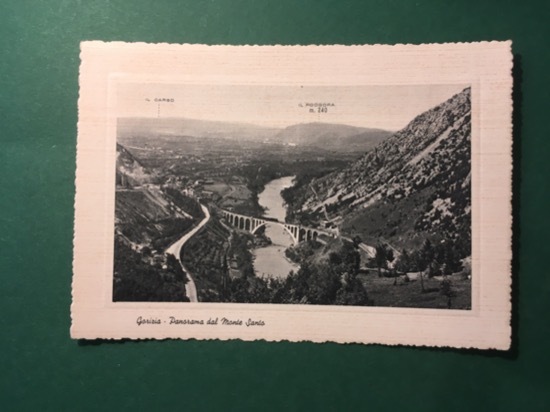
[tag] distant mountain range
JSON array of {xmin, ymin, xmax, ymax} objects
[
  {"xmin": 118, "ymin": 117, "xmax": 392, "ymax": 152},
  {"xmin": 271, "ymin": 122, "xmax": 391, "ymax": 152},
  {"xmin": 118, "ymin": 117, "xmax": 280, "ymax": 142},
  {"xmin": 287, "ymin": 87, "xmax": 472, "ymax": 256}
]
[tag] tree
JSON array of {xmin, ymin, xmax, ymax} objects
[
  {"xmin": 335, "ymin": 272, "xmax": 370, "ymax": 306},
  {"xmin": 395, "ymin": 249, "xmax": 411, "ymax": 274},
  {"xmin": 442, "ymin": 241, "xmax": 463, "ymax": 274},
  {"xmin": 440, "ymin": 277, "xmax": 455, "ymax": 309},
  {"xmin": 166, "ymin": 253, "xmax": 186, "ymax": 283},
  {"xmin": 329, "ymin": 252, "xmax": 343, "ymax": 266},
  {"xmin": 421, "ymin": 239, "xmax": 435, "ymax": 263},
  {"xmin": 306, "ymin": 265, "xmax": 340, "ymax": 305},
  {"xmin": 416, "ymin": 239, "xmax": 435, "ymax": 292},
  {"xmin": 340, "ymin": 242, "xmax": 361, "ymax": 275},
  {"xmin": 375, "ymin": 243, "xmax": 388, "ymax": 277},
  {"xmin": 386, "ymin": 248, "xmax": 395, "ymax": 272}
]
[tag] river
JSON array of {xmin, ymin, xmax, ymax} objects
[{"xmin": 253, "ymin": 176, "xmax": 300, "ymax": 279}]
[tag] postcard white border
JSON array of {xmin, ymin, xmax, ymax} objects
[{"xmin": 72, "ymin": 41, "xmax": 512, "ymax": 349}]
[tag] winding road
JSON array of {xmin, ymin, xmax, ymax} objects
[{"xmin": 165, "ymin": 204, "xmax": 210, "ymax": 302}]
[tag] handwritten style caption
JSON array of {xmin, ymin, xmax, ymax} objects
[{"xmin": 136, "ymin": 316, "xmax": 265, "ymax": 327}]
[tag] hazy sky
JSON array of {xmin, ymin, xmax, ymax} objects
[{"xmin": 116, "ymin": 83, "xmax": 468, "ymax": 131}]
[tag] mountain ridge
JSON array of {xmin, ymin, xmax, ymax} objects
[
  {"xmin": 118, "ymin": 117, "xmax": 393, "ymax": 152},
  {"xmin": 270, "ymin": 122, "xmax": 392, "ymax": 151},
  {"xmin": 285, "ymin": 87, "xmax": 472, "ymax": 257},
  {"xmin": 118, "ymin": 117, "xmax": 280, "ymax": 142}
]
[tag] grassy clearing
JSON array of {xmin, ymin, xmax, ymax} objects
[
  {"xmin": 204, "ymin": 181, "xmax": 257, "ymax": 214},
  {"xmin": 203, "ymin": 182, "xmax": 232, "ymax": 196},
  {"xmin": 204, "ymin": 182, "xmax": 251, "ymax": 200},
  {"xmin": 359, "ymin": 271, "xmax": 471, "ymax": 309}
]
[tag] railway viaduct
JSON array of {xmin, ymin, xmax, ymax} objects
[{"xmin": 219, "ymin": 209, "xmax": 333, "ymax": 245}]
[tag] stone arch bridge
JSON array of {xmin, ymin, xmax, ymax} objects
[{"xmin": 220, "ymin": 209, "xmax": 333, "ymax": 245}]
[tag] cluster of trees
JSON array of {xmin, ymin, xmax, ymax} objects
[
  {"xmin": 395, "ymin": 239, "xmax": 463, "ymax": 277},
  {"xmin": 369, "ymin": 238, "xmax": 470, "ymax": 308},
  {"xmin": 239, "ymin": 163, "xmax": 282, "ymax": 198},
  {"xmin": 118, "ymin": 217, "xmax": 196, "ymax": 253},
  {"xmin": 150, "ymin": 218, "xmax": 196, "ymax": 251},
  {"xmin": 180, "ymin": 219, "xmax": 231, "ymax": 302},
  {"xmin": 284, "ymin": 239, "xmax": 321, "ymax": 263},
  {"xmin": 224, "ymin": 232, "xmax": 255, "ymax": 282},
  {"xmin": 113, "ymin": 238, "xmax": 189, "ymax": 302},
  {"xmin": 230, "ymin": 158, "xmax": 344, "ymax": 218},
  {"xmin": 163, "ymin": 188, "xmax": 204, "ymax": 219},
  {"xmin": 370, "ymin": 238, "xmax": 467, "ymax": 304},
  {"xmin": 225, "ymin": 240, "xmax": 370, "ymax": 306},
  {"xmin": 373, "ymin": 239, "xmax": 464, "ymax": 278}
]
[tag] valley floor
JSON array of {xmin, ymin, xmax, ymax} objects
[{"xmin": 359, "ymin": 271, "xmax": 471, "ymax": 310}]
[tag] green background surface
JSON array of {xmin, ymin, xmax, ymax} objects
[{"xmin": 1, "ymin": 1, "xmax": 548, "ymax": 411}]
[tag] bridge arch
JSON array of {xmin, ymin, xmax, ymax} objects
[
  {"xmin": 250, "ymin": 221, "xmax": 266, "ymax": 235},
  {"xmin": 251, "ymin": 221, "xmax": 299, "ymax": 245},
  {"xmin": 220, "ymin": 209, "xmax": 333, "ymax": 246},
  {"xmin": 299, "ymin": 228, "xmax": 306, "ymax": 242}
]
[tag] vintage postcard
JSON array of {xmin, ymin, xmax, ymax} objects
[{"xmin": 72, "ymin": 41, "xmax": 513, "ymax": 349}]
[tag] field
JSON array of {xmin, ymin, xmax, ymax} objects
[
  {"xmin": 202, "ymin": 181, "xmax": 259, "ymax": 215},
  {"xmin": 202, "ymin": 182, "xmax": 232, "ymax": 196},
  {"xmin": 359, "ymin": 271, "xmax": 471, "ymax": 309},
  {"xmin": 202, "ymin": 181, "xmax": 251, "ymax": 199}
]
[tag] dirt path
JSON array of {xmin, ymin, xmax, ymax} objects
[{"xmin": 165, "ymin": 204, "xmax": 210, "ymax": 302}]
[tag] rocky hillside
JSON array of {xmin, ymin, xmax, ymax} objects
[
  {"xmin": 113, "ymin": 144, "xmax": 206, "ymax": 302},
  {"xmin": 115, "ymin": 143, "xmax": 202, "ymax": 251},
  {"xmin": 115, "ymin": 143, "xmax": 155, "ymax": 188},
  {"xmin": 288, "ymin": 87, "xmax": 472, "ymax": 257}
]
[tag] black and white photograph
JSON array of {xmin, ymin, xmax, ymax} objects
[
  {"xmin": 72, "ymin": 41, "xmax": 512, "ymax": 347},
  {"xmin": 113, "ymin": 83, "xmax": 473, "ymax": 309}
]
